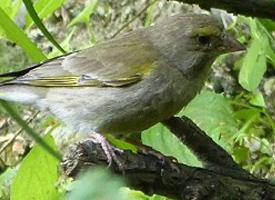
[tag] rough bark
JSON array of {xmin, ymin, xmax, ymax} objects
[
  {"xmin": 61, "ymin": 117, "xmax": 275, "ymax": 200},
  {"xmin": 173, "ymin": 0, "xmax": 275, "ymax": 20}
]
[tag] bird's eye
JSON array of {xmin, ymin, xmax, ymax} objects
[{"xmin": 197, "ymin": 35, "xmax": 211, "ymax": 45}]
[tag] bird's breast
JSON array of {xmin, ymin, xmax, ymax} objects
[{"xmin": 45, "ymin": 64, "xmax": 206, "ymax": 136}]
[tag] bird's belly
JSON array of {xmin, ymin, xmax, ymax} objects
[
  {"xmin": 97, "ymin": 87, "xmax": 183, "ymax": 134},
  {"xmin": 45, "ymin": 68, "xmax": 201, "ymax": 135},
  {"xmin": 99, "ymin": 70, "xmax": 204, "ymax": 134}
]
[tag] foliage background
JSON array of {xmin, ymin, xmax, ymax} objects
[{"xmin": 0, "ymin": 0, "xmax": 274, "ymax": 199}]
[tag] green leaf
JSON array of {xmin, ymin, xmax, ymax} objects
[
  {"xmin": 249, "ymin": 92, "xmax": 266, "ymax": 108},
  {"xmin": 233, "ymin": 147, "xmax": 249, "ymax": 163},
  {"xmin": 25, "ymin": 0, "xmax": 65, "ymax": 29},
  {"xmin": 0, "ymin": 6, "xmax": 46, "ymax": 62},
  {"xmin": 124, "ymin": 188, "xmax": 168, "ymax": 200},
  {"xmin": 265, "ymin": 42, "xmax": 275, "ymax": 68},
  {"xmin": 48, "ymin": 27, "xmax": 76, "ymax": 58},
  {"xmin": 67, "ymin": 168, "xmax": 126, "ymax": 200},
  {"xmin": 0, "ymin": 0, "xmax": 22, "ymax": 20},
  {"xmin": 238, "ymin": 18, "xmax": 275, "ymax": 91},
  {"xmin": 107, "ymin": 134, "xmax": 138, "ymax": 153},
  {"xmin": 23, "ymin": 0, "xmax": 66, "ymax": 53},
  {"xmin": 68, "ymin": 0, "xmax": 98, "ymax": 27},
  {"xmin": 142, "ymin": 124, "xmax": 201, "ymax": 167},
  {"xmin": 144, "ymin": 0, "xmax": 157, "ymax": 27},
  {"xmin": 260, "ymin": 138, "xmax": 272, "ymax": 155},
  {"xmin": 239, "ymin": 35, "xmax": 267, "ymax": 92},
  {"xmin": 259, "ymin": 19, "xmax": 275, "ymax": 31},
  {"xmin": 180, "ymin": 90, "xmax": 238, "ymax": 151},
  {"xmin": 10, "ymin": 134, "xmax": 62, "ymax": 200},
  {"xmin": 234, "ymin": 108, "xmax": 260, "ymax": 121}
]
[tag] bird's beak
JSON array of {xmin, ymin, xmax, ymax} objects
[{"xmin": 222, "ymin": 33, "xmax": 246, "ymax": 52}]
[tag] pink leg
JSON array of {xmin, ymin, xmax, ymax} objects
[{"xmin": 88, "ymin": 132, "xmax": 123, "ymax": 168}]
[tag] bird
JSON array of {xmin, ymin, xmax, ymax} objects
[{"xmin": 0, "ymin": 14, "xmax": 244, "ymax": 164}]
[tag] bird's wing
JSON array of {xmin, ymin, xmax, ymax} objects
[{"xmin": 5, "ymin": 35, "xmax": 157, "ymax": 87}]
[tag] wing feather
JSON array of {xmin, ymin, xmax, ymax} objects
[{"xmin": 8, "ymin": 32, "xmax": 158, "ymax": 87}]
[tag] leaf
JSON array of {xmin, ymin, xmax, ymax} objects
[
  {"xmin": 10, "ymin": 134, "xmax": 62, "ymax": 200},
  {"xmin": 25, "ymin": 0, "xmax": 65, "ymax": 29},
  {"xmin": 238, "ymin": 18, "xmax": 275, "ymax": 91},
  {"xmin": 67, "ymin": 168, "xmax": 126, "ymax": 200},
  {"xmin": 144, "ymin": 0, "xmax": 157, "ymax": 27},
  {"xmin": 180, "ymin": 90, "xmax": 238, "ymax": 151},
  {"xmin": 0, "ymin": 0, "xmax": 22, "ymax": 20},
  {"xmin": 142, "ymin": 124, "xmax": 201, "ymax": 167},
  {"xmin": 68, "ymin": 0, "xmax": 98, "ymax": 27},
  {"xmin": 124, "ymin": 188, "xmax": 168, "ymax": 200},
  {"xmin": 0, "ymin": 6, "xmax": 46, "ymax": 62},
  {"xmin": 107, "ymin": 134, "xmax": 138, "ymax": 153},
  {"xmin": 233, "ymin": 147, "xmax": 249, "ymax": 163},
  {"xmin": 249, "ymin": 92, "xmax": 266, "ymax": 108},
  {"xmin": 239, "ymin": 35, "xmax": 267, "ymax": 92},
  {"xmin": 23, "ymin": 0, "xmax": 66, "ymax": 53},
  {"xmin": 259, "ymin": 19, "xmax": 275, "ymax": 31},
  {"xmin": 265, "ymin": 41, "xmax": 275, "ymax": 68},
  {"xmin": 48, "ymin": 27, "xmax": 76, "ymax": 58},
  {"xmin": 234, "ymin": 108, "xmax": 260, "ymax": 121}
]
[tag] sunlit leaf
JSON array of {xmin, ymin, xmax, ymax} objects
[
  {"xmin": 0, "ymin": 0, "xmax": 22, "ymax": 20},
  {"xmin": 0, "ymin": 7, "xmax": 46, "ymax": 62},
  {"xmin": 142, "ymin": 124, "xmax": 201, "ymax": 167},
  {"xmin": 23, "ymin": 0, "xmax": 66, "ymax": 53},
  {"xmin": 180, "ymin": 90, "xmax": 238, "ymax": 151},
  {"xmin": 10, "ymin": 134, "xmax": 62, "ymax": 200},
  {"xmin": 249, "ymin": 92, "xmax": 266, "ymax": 108},
  {"xmin": 238, "ymin": 18, "xmax": 275, "ymax": 91},
  {"xmin": 239, "ymin": 35, "xmax": 267, "ymax": 92},
  {"xmin": 144, "ymin": 0, "xmax": 157, "ymax": 27},
  {"xmin": 25, "ymin": 0, "xmax": 65, "ymax": 29},
  {"xmin": 48, "ymin": 27, "xmax": 76, "ymax": 58}
]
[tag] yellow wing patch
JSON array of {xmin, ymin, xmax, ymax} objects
[
  {"xmin": 11, "ymin": 61, "xmax": 154, "ymax": 87},
  {"xmin": 23, "ymin": 75, "xmax": 142, "ymax": 87}
]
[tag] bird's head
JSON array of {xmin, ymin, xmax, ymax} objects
[
  {"xmin": 149, "ymin": 14, "xmax": 245, "ymax": 77},
  {"xmin": 183, "ymin": 14, "xmax": 245, "ymax": 55}
]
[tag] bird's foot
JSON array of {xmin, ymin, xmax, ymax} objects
[{"xmin": 87, "ymin": 132, "xmax": 124, "ymax": 170}]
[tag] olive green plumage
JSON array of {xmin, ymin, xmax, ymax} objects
[{"xmin": 0, "ymin": 14, "xmax": 243, "ymax": 135}]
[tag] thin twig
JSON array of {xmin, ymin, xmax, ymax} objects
[
  {"xmin": 111, "ymin": 0, "xmax": 158, "ymax": 38},
  {"xmin": 0, "ymin": 110, "xmax": 40, "ymax": 155}
]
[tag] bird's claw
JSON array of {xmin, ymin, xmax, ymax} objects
[{"xmin": 87, "ymin": 132, "xmax": 125, "ymax": 171}]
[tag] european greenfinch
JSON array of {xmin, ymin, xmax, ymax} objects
[{"xmin": 0, "ymin": 14, "xmax": 244, "ymax": 162}]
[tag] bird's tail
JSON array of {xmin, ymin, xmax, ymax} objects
[
  {"xmin": 0, "ymin": 66, "xmax": 44, "ymax": 104},
  {"xmin": 0, "ymin": 65, "xmax": 37, "ymax": 80}
]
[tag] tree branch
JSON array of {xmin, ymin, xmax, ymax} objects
[
  {"xmin": 173, "ymin": 0, "xmax": 275, "ymax": 20},
  {"xmin": 162, "ymin": 116, "xmax": 252, "ymax": 179},
  {"xmin": 60, "ymin": 117, "xmax": 275, "ymax": 200},
  {"xmin": 61, "ymin": 140, "xmax": 275, "ymax": 200}
]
